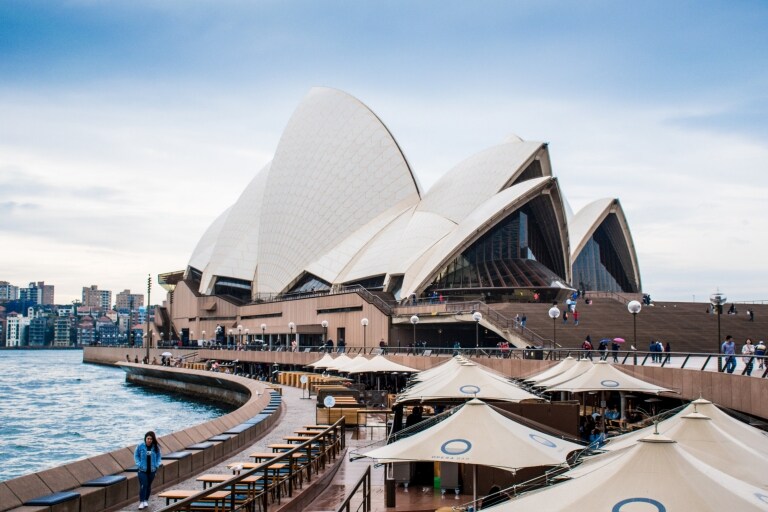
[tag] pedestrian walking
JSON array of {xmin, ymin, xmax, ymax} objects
[
  {"xmin": 722, "ymin": 335, "xmax": 737, "ymax": 373},
  {"xmin": 742, "ymin": 338, "xmax": 756, "ymax": 376},
  {"xmin": 756, "ymin": 340, "xmax": 766, "ymax": 369},
  {"xmin": 134, "ymin": 431, "xmax": 161, "ymax": 510}
]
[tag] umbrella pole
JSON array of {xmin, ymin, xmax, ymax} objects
[{"xmin": 473, "ymin": 464, "xmax": 477, "ymax": 505}]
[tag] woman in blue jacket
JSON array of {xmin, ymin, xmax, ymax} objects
[{"xmin": 134, "ymin": 431, "xmax": 161, "ymax": 510}]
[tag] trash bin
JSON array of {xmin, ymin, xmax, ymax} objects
[{"xmin": 385, "ymin": 478, "xmax": 396, "ymax": 507}]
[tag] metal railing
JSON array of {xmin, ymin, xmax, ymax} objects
[
  {"xmin": 159, "ymin": 419, "xmax": 346, "ymax": 512},
  {"xmin": 334, "ymin": 464, "xmax": 371, "ymax": 512}
]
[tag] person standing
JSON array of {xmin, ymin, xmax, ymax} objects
[
  {"xmin": 573, "ymin": 310, "xmax": 580, "ymax": 326},
  {"xmin": 742, "ymin": 338, "xmax": 756, "ymax": 376},
  {"xmin": 582, "ymin": 335, "xmax": 593, "ymax": 360},
  {"xmin": 756, "ymin": 340, "xmax": 767, "ymax": 370},
  {"xmin": 134, "ymin": 431, "xmax": 161, "ymax": 510},
  {"xmin": 722, "ymin": 335, "xmax": 737, "ymax": 373},
  {"xmin": 664, "ymin": 342, "xmax": 672, "ymax": 364}
]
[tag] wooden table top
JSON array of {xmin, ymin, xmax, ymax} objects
[{"xmin": 158, "ymin": 489, "xmax": 230, "ymax": 500}]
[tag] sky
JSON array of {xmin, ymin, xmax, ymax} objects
[{"xmin": 1, "ymin": 0, "xmax": 766, "ymax": 305}]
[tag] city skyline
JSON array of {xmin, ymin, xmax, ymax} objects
[{"xmin": 1, "ymin": 1, "xmax": 766, "ymax": 303}]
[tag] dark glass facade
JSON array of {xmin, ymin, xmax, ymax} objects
[
  {"xmin": 428, "ymin": 199, "xmax": 567, "ymax": 296},
  {"xmin": 572, "ymin": 214, "xmax": 639, "ymax": 293}
]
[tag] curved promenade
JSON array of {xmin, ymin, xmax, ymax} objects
[{"xmin": 0, "ymin": 358, "xmax": 284, "ymax": 512}]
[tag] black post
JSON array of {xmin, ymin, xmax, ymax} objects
[
  {"xmin": 716, "ymin": 306, "xmax": 722, "ymax": 372},
  {"xmin": 632, "ymin": 313, "xmax": 638, "ymax": 365}
]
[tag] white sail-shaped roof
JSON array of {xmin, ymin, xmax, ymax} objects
[
  {"xmin": 199, "ymin": 164, "xmax": 270, "ymax": 294},
  {"xmin": 417, "ymin": 140, "xmax": 548, "ymax": 223},
  {"xmin": 525, "ymin": 356, "xmax": 578, "ymax": 384},
  {"xmin": 255, "ymin": 87, "xmax": 420, "ymax": 293},
  {"xmin": 188, "ymin": 206, "xmax": 231, "ymax": 283},
  {"xmin": 544, "ymin": 360, "xmax": 672, "ymax": 394}
]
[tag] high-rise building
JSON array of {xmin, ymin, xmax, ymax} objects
[
  {"xmin": 5, "ymin": 313, "xmax": 21, "ymax": 347},
  {"xmin": 19, "ymin": 283, "xmax": 42, "ymax": 306},
  {"xmin": 37, "ymin": 281, "xmax": 54, "ymax": 306},
  {"xmin": 29, "ymin": 317, "xmax": 47, "ymax": 346},
  {"xmin": 82, "ymin": 285, "xmax": 112, "ymax": 311},
  {"xmin": 0, "ymin": 281, "xmax": 19, "ymax": 303},
  {"xmin": 115, "ymin": 290, "xmax": 144, "ymax": 311},
  {"xmin": 54, "ymin": 316, "xmax": 72, "ymax": 347}
]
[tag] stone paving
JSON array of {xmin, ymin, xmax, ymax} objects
[{"xmin": 119, "ymin": 385, "xmax": 319, "ymax": 512}]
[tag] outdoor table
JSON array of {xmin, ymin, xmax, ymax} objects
[
  {"xmin": 196, "ymin": 473, "xmax": 262, "ymax": 493},
  {"xmin": 158, "ymin": 489, "xmax": 229, "ymax": 510}
]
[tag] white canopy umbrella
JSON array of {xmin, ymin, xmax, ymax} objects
[
  {"xmin": 347, "ymin": 355, "xmax": 418, "ymax": 374},
  {"xmin": 568, "ymin": 411, "xmax": 768, "ymax": 488},
  {"xmin": 532, "ymin": 359, "xmax": 593, "ymax": 388},
  {"xmin": 605, "ymin": 398, "xmax": 768, "ymax": 458},
  {"xmin": 397, "ymin": 362, "xmax": 543, "ymax": 403},
  {"xmin": 362, "ymin": 399, "xmax": 580, "ymax": 468},
  {"xmin": 544, "ymin": 361, "xmax": 672, "ymax": 394},
  {"xmin": 324, "ymin": 353, "xmax": 355, "ymax": 371},
  {"xmin": 360, "ymin": 399, "xmax": 581, "ymax": 502},
  {"xmin": 524, "ymin": 356, "xmax": 577, "ymax": 384},
  {"xmin": 336, "ymin": 355, "xmax": 370, "ymax": 373},
  {"xmin": 492, "ymin": 433, "xmax": 768, "ymax": 512},
  {"xmin": 410, "ymin": 355, "xmax": 469, "ymax": 383},
  {"xmin": 307, "ymin": 353, "xmax": 336, "ymax": 369}
]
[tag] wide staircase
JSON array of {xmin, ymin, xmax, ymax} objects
[{"xmin": 490, "ymin": 298, "xmax": 768, "ymax": 353}]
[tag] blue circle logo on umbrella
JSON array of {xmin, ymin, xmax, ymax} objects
[
  {"xmin": 440, "ymin": 439, "xmax": 472, "ymax": 456},
  {"xmin": 529, "ymin": 433, "xmax": 557, "ymax": 448},
  {"xmin": 601, "ymin": 379, "xmax": 620, "ymax": 388},
  {"xmin": 612, "ymin": 498, "xmax": 665, "ymax": 511},
  {"xmin": 459, "ymin": 384, "xmax": 481, "ymax": 395}
]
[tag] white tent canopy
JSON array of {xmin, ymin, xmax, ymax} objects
[
  {"xmin": 492, "ymin": 433, "xmax": 768, "ymax": 512},
  {"xmin": 411, "ymin": 355, "xmax": 470, "ymax": 382},
  {"xmin": 335, "ymin": 355, "xmax": 371, "ymax": 373},
  {"xmin": 324, "ymin": 353, "xmax": 355, "ymax": 371},
  {"xmin": 532, "ymin": 359, "xmax": 593, "ymax": 388},
  {"xmin": 524, "ymin": 356, "xmax": 578, "ymax": 384},
  {"xmin": 307, "ymin": 353, "xmax": 336, "ymax": 369},
  {"xmin": 397, "ymin": 362, "xmax": 543, "ymax": 403},
  {"xmin": 347, "ymin": 355, "xmax": 418, "ymax": 374},
  {"xmin": 605, "ymin": 398, "xmax": 768, "ymax": 457},
  {"xmin": 360, "ymin": 399, "xmax": 581, "ymax": 470},
  {"xmin": 544, "ymin": 360, "xmax": 672, "ymax": 394}
]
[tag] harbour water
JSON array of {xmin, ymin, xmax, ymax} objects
[{"xmin": 0, "ymin": 349, "xmax": 231, "ymax": 482}]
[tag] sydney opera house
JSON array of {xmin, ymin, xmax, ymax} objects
[{"xmin": 159, "ymin": 88, "xmax": 641, "ymax": 350}]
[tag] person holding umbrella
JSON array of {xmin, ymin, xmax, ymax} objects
[{"xmin": 612, "ymin": 338, "xmax": 624, "ymax": 362}]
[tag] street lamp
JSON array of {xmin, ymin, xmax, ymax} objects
[
  {"xmin": 288, "ymin": 322, "xmax": 296, "ymax": 351},
  {"xmin": 321, "ymin": 320, "xmax": 328, "ymax": 344},
  {"xmin": 361, "ymin": 318, "xmax": 369, "ymax": 353},
  {"xmin": 244, "ymin": 328, "xmax": 249, "ymax": 346},
  {"xmin": 261, "ymin": 323, "xmax": 268, "ymax": 351},
  {"xmin": 548, "ymin": 306, "xmax": 560, "ymax": 349},
  {"xmin": 472, "ymin": 311, "xmax": 483, "ymax": 349},
  {"xmin": 627, "ymin": 300, "xmax": 641, "ymax": 364},
  {"xmin": 410, "ymin": 315, "xmax": 419, "ymax": 349},
  {"xmin": 228, "ymin": 329, "xmax": 233, "ymax": 349},
  {"xmin": 202, "ymin": 330, "xmax": 206, "ymax": 345},
  {"xmin": 237, "ymin": 324, "xmax": 243, "ymax": 349},
  {"xmin": 710, "ymin": 291, "xmax": 727, "ymax": 372}
]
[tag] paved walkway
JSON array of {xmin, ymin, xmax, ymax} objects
[{"xmin": 120, "ymin": 385, "xmax": 318, "ymax": 512}]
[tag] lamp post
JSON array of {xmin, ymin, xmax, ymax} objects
[
  {"xmin": 244, "ymin": 328, "xmax": 249, "ymax": 347},
  {"xmin": 472, "ymin": 311, "xmax": 483, "ymax": 349},
  {"xmin": 202, "ymin": 330, "xmax": 206, "ymax": 345},
  {"xmin": 228, "ymin": 329, "xmax": 233, "ymax": 349},
  {"xmin": 321, "ymin": 320, "xmax": 328, "ymax": 345},
  {"xmin": 548, "ymin": 306, "xmax": 560, "ymax": 349},
  {"xmin": 361, "ymin": 318, "xmax": 369, "ymax": 353},
  {"xmin": 627, "ymin": 300, "xmax": 641, "ymax": 364},
  {"xmin": 710, "ymin": 291, "xmax": 727, "ymax": 372},
  {"xmin": 145, "ymin": 274, "xmax": 151, "ymax": 363},
  {"xmin": 237, "ymin": 324, "xmax": 243, "ymax": 349},
  {"xmin": 410, "ymin": 315, "xmax": 419, "ymax": 350},
  {"xmin": 190, "ymin": 331, "xmax": 194, "ymax": 347},
  {"xmin": 261, "ymin": 323, "xmax": 268, "ymax": 351},
  {"xmin": 289, "ymin": 322, "xmax": 296, "ymax": 351}
]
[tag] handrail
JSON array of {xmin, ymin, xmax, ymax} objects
[
  {"xmin": 159, "ymin": 418, "xmax": 346, "ymax": 511},
  {"xmin": 334, "ymin": 464, "xmax": 371, "ymax": 512}
]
